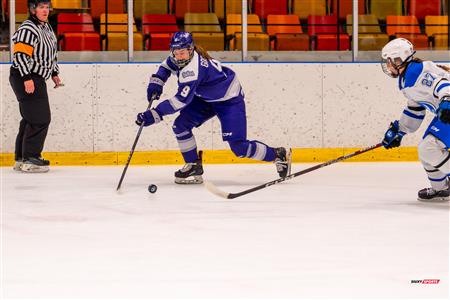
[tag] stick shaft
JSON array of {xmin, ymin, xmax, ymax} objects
[
  {"xmin": 116, "ymin": 97, "xmax": 155, "ymax": 191},
  {"xmin": 227, "ymin": 143, "xmax": 383, "ymax": 199}
]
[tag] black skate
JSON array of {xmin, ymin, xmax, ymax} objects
[
  {"xmin": 417, "ymin": 187, "xmax": 450, "ymax": 202},
  {"xmin": 175, "ymin": 151, "xmax": 204, "ymax": 184},
  {"xmin": 274, "ymin": 147, "xmax": 292, "ymax": 178},
  {"xmin": 21, "ymin": 157, "xmax": 50, "ymax": 173}
]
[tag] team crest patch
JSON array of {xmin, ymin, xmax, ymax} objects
[{"xmin": 182, "ymin": 70, "xmax": 195, "ymax": 78}]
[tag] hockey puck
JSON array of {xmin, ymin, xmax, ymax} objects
[{"xmin": 148, "ymin": 184, "xmax": 158, "ymax": 193}]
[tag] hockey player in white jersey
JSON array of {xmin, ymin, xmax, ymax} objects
[{"xmin": 380, "ymin": 38, "xmax": 450, "ymax": 202}]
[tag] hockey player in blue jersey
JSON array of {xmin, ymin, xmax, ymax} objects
[
  {"xmin": 136, "ymin": 32, "xmax": 290, "ymax": 184},
  {"xmin": 380, "ymin": 38, "xmax": 450, "ymax": 202}
]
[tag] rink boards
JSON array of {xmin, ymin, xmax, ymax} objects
[{"xmin": 1, "ymin": 62, "xmax": 447, "ymax": 165}]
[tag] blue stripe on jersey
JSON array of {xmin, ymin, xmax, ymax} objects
[
  {"xmin": 400, "ymin": 61, "xmax": 424, "ymax": 90},
  {"xmin": 436, "ymin": 82, "xmax": 450, "ymax": 94},
  {"xmin": 403, "ymin": 109, "xmax": 425, "ymax": 120}
]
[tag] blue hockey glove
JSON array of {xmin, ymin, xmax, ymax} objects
[
  {"xmin": 147, "ymin": 75, "xmax": 164, "ymax": 101},
  {"xmin": 136, "ymin": 109, "xmax": 162, "ymax": 127},
  {"xmin": 382, "ymin": 120, "xmax": 406, "ymax": 149},
  {"xmin": 438, "ymin": 96, "xmax": 450, "ymax": 124}
]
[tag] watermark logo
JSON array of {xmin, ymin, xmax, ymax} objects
[{"xmin": 411, "ymin": 279, "xmax": 440, "ymax": 284}]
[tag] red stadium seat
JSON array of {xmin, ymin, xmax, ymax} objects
[
  {"xmin": 91, "ymin": 0, "xmax": 124, "ymax": 19},
  {"xmin": 386, "ymin": 16, "xmax": 429, "ymax": 49},
  {"xmin": 253, "ymin": 0, "xmax": 288, "ymax": 20},
  {"xmin": 15, "ymin": 0, "xmax": 28, "ymax": 13},
  {"xmin": 57, "ymin": 13, "xmax": 95, "ymax": 35},
  {"xmin": 308, "ymin": 15, "xmax": 350, "ymax": 50},
  {"xmin": 57, "ymin": 13, "xmax": 100, "ymax": 51},
  {"xmin": 407, "ymin": 0, "xmax": 441, "ymax": 22},
  {"xmin": 331, "ymin": 0, "xmax": 365, "ymax": 19},
  {"xmin": 61, "ymin": 32, "xmax": 101, "ymax": 51},
  {"xmin": 142, "ymin": 14, "xmax": 178, "ymax": 50},
  {"xmin": 267, "ymin": 15, "xmax": 309, "ymax": 50},
  {"xmin": 174, "ymin": 0, "xmax": 209, "ymax": 20}
]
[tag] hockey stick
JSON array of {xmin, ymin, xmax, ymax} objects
[
  {"xmin": 204, "ymin": 143, "xmax": 383, "ymax": 199},
  {"xmin": 116, "ymin": 93, "xmax": 158, "ymax": 191}
]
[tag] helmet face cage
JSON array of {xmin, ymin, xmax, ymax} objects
[
  {"xmin": 169, "ymin": 32, "xmax": 194, "ymax": 68},
  {"xmin": 381, "ymin": 57, "xmax": 400, "ymax": 78},
  {"xmin": 381, "ymin": 52, "xmax": 415, "ymax": 78}
]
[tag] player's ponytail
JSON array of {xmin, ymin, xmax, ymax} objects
[
  {"xmin": 413, "ymin": 57, "xmax": 449, "ymax": 72},
  {"xmin": 437, "ymin": 64, "xmax": 450, "ymax": 72},
  {"xmin": 194, "ymin": 45, "xmax": 213, "ymax": 60}
]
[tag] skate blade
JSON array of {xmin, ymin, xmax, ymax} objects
[
  {"xmin": 21, "ymin": 165, "xmax": 49, "ymax": 173},
  {"xmin": 175, "ymin": 175, "xmax": 203, "ymax": 184},
  {"xmin": 417, "ymin": 197, "xmax": 449, "ymax": 203},
  {"xmin": 13, "ymin": 163, "xmax": 23, "ymax": 172}
]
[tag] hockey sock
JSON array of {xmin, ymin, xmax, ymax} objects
[{"xmin": 176, "ymin": 131, "xmax": 199, "ymax": 163}]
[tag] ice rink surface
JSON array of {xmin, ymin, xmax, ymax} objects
[{"xmin": 1, "ymin": 162, "xmax": 449, "ymax": 299}]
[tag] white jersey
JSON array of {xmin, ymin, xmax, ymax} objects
[{"xmin": 398, "ymin": 60, "xmax": 450, "ymax": 133}]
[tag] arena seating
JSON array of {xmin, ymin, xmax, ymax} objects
[
  {"xmin": 308, "ymin": 15, "xmax": 350, "ymax": 50},
  {"xmin": 425, "ymin": 15, "xmax": 448, "ymax": 49},
  {"xmin": 91, "ymin": 0, "xmax": 125, "ymax": 19},
  {"xmin": 407, "ymin": 0, "xmax": 441, "ymax": 22},
  {"xmin": 227, "ymin": 14, "xmax": 270, "ymax": 50},
  {"xmin": 184, "ymin": 13, "xmax": 224, "ymax": 50},
  {"xmin": 266, "ymin": 14, "xmax": 309, "ymax": 50},
  {"xmin": 346, "ymin": 14, "xmax": 389, "ymax": 50},
  {"xmin": 386, "ymin": 15, "xmax": 429, "ymax": 49},
  {"xmin": 100, "ymin": 13, "xmax": 143, "ymax": 50},
  {"xmin": 174, "ymin": 0, "xmax": 209, "ymax": 20},
  {"xmin": 12, "ymin": 0, "xmax": 448, "ymax": 52},
  {"xmin": 369, "ymin": 0, "xmax": 403, "ymax": 21},
  {"xmin": 292, "ymin": 0, "xmax": 327, "ymax": 20},
  {"xmin": 57, "ymin": 13, "xmax": 100, "ymax": 51},
  {"xmin": 134, "ymin": 0, "xmax": 169, "ymax": 19},
  {"xmin": 213, "ymin": 0, "xmax": 243, "ymax": 20},
  {"xmin": 52, "ymin": 0, "xmax": 83, "ymax": 9},
  {"xmin": 331, "ymin": 0, "xmax": 365, "ymax": 19},
  {"xmin": 253, "ymin": 0, "xmax": 288, "ymax": 20},
  {"xmin": 142, "ymin": 14, "xmax": 178, "ymax": 50}
]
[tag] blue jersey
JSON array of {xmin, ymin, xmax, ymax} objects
[{"xmin": 154, "ymin": 51, "xmax": 243, "ymax": 116}]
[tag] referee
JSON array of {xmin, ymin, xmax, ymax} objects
[{"xmin": 9, "ymin": 0, "xmax": 62, "ymax": 173}]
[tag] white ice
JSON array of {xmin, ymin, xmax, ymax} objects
[{"xmin": 1, "ymin": 162, "xmax": 449, "ymax": 299}]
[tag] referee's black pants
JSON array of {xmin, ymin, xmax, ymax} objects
[{"xmin": 9, "ymin": 68, "xmax": 51, "ymax": 161}]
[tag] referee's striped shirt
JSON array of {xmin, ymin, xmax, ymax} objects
[{"xmin": 12, "ymin": 16, "xmax": 59, "ymax": 81}]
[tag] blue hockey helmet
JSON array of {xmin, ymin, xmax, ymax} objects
[{"xmin": 169, "ymin": 32, "xmax": 195, "ymax": 68}]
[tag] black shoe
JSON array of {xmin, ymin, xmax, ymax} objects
[
  {"xmin": 21, "ymin": 157, "xmax": 50, "ymax": 173},
  {"xmin": 23, "ymin": 157, "xmax": 50, "ymax": 166},
  {"xmin": 417, "ymin": 187, "xmax": 450, "ymax": 202},
  {"xmin": 274, "ymin": 147, "xmax": 291, "ymax": 178},
  {"xmin": 175, "ymin": 151, "xmax": 204, "ymax": 184}
]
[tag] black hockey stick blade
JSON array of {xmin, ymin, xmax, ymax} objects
[
  {"xmin": 204, "ymin": 143, "xmax": 383, "ymax": 199},
  {"xmin": 116, "ymin": 93, "xmax": 158, "ymax": 192}
]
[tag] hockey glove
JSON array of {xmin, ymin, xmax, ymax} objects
[
  {"xmin": 382, "ymin": 120, "xmax": 406, "ymax": 149},
  {"xmin": 438, "ymin": 96, "xmax": 450, "ymax": 124},
  {"xmin": 136, "ymin": 109, "xmax": 163, "ymax": 127},
  {"xmin": 147, "ymin": 75, "xmax": 164, "ymax": 101}
]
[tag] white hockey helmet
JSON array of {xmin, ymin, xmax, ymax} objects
[{"xmin": 381, "ymin": 38, "xmax": 416, "ymax": 78}]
